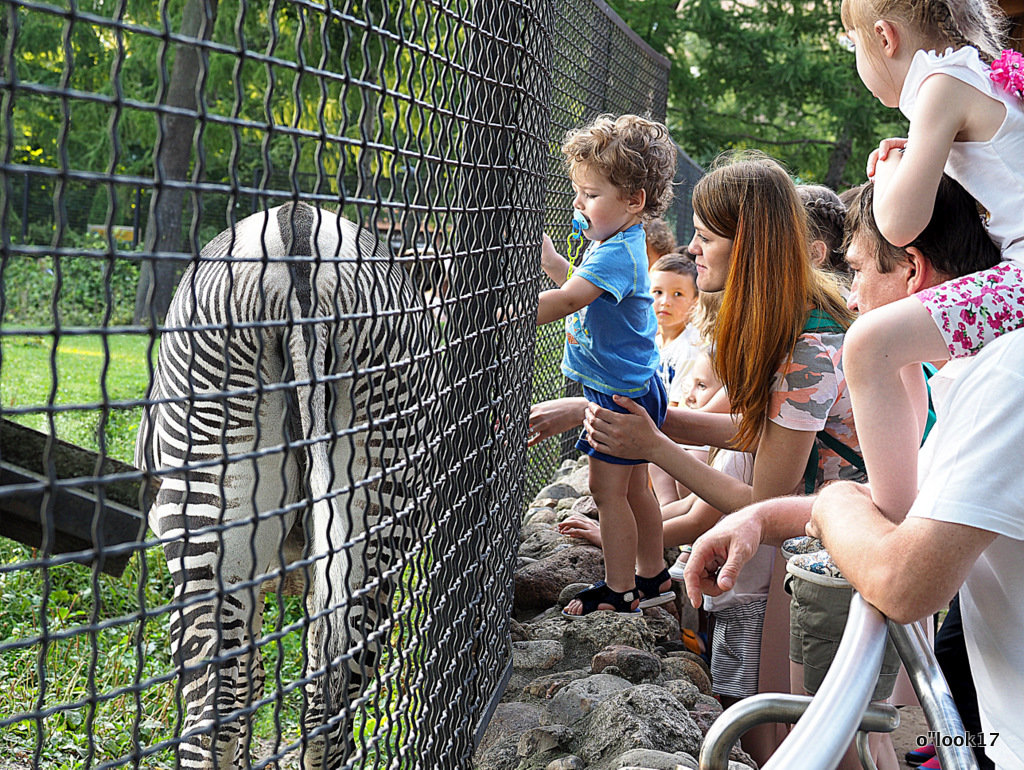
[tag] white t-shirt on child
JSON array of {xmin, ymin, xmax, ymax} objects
[{"xmin": 657, "ymin": 325, "xmax": 701, "ymax": 404}]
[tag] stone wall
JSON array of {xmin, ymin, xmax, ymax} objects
[{"xmin": 474, "ymin": 458, "xmax": 758, "ymax": 770}]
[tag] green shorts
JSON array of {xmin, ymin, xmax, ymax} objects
[{"xmin": 787, "ymin": 574, "xmax": 900, "ymax": 701}]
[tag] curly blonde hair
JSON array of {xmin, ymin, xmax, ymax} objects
[{"xmin": 562, "ymin": 114, "xmax": 677, "ymax": 219}]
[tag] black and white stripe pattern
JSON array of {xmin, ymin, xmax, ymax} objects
[
  {"xmin": 710, "ymin": 598, "xmax": 769, "ymax": 699},
  {"xmin": 136, "ymin": 203, "xmax": 433, "ymax": 769}
]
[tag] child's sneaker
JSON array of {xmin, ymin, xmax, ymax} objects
[
  {"xmin": 919, "ymin": 756, "xmax": 941, "ymax": 769},
  {"xmin": 785, "ymin": 548, "xmax": 850, "ymax": 588},
  {"xmin": 668, "ymin": 545, "xmax": 692, "ymax": 582},
  {"xmin": 781, "ymin": 535, "xmax": 824, "ymax": 561}
]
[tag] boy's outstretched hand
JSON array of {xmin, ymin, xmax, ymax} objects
[
  {"xmin": 527, "ymin": 398, "xmax": 587, "ymax": 447},
  {"xmin": 540, "ymin": 234, "xmax": 569, "ymax": 285}
]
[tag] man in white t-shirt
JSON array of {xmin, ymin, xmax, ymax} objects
[{"xmin": 806, "ymin": 331, "xmax": 1024, "ymax": 770}]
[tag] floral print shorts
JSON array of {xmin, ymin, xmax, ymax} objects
[{"xmin": 917, "ymin": 262, "xmax": 1024, "ymax": 358}]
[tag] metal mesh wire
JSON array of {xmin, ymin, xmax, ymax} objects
[{"xmin": 0, "ymin": 0, "xmax": 688, "ymax": 766}]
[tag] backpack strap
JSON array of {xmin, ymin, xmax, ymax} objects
[
  {"xmin": 801, "ymin": 308, "xmax": 846, "ymax": 336},
  {"xmin": 802, "ymin": 429, "xmax": 866, "ymax": 495},
  {"xmin": 800, "ymin": 310, "xmax": 857, "ymax": 493},
  {"xmin": 922, "ymin": 362, "xmax": 938, "ymax": 443}
]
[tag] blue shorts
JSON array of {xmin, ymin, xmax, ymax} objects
[{"xmin": 575, "ymin": 374, "xmax": 668, "ymax": 465}]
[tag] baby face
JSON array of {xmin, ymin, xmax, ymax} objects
[{"xmin": 683, "ymin": 354, "xmax": 722, "ymax": 410}]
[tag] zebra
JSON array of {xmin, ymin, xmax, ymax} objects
[{"xmin": 135, "ymin": 202, "xmax": 436, "ymax": 768}]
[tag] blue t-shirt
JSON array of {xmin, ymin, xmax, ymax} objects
[{"xmin": 560, "ymin": 223, "xmax": 659, "ymax": 396}]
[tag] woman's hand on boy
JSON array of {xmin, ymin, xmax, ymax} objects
[{"xmin": 583, "ymin": 395, "xmax": 660, "ymax": 459}]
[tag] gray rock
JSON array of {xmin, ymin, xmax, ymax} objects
[
  {"xmin": 521, "ymin": 607, "xmax": 574, "ymax": 640},
  {"xmin": 517, "ymin": 724, "xmax": 575, "ymax": 758},
  {"xmin": 508, "ymin": 640, "xmax": 567, "ymax": 695},
  {"xmin": 546, "ymin": 756, "xmax": 586, "ymax": 770},
  {"xmin": 542, "ymin": 673, "xmax": 632, "ymax": 726},
  {"xmin": 613, "ymin": 748, "xmax": 699, "ymax": 769},
  {"xmin": 557, "ymin": 459, "xmax": 579, "ymax": 476},
  {"xmin": 536, "ymin": 482, "xmax": 580, "ymax": 501},
  {"xmin": 510, "ymin": 618, "xmax": 530, "ymax": 643},
  {"xmin": 562, "ymin": 612, "xmax": 657, "ymax": 668},
  {"xmin": 564, "ymin": 466, "xmax": 592, "ymax": 495},
  {"xmin": 522, "ymin": 669, "xmax": 592, "ymax": 701},
  {"xmin": 519, "ymin": 526, "xmax": 567, "ymax": 560},
  {"xmin": 691, "ymin": 693, "xmax": 723, "ymax": 715},
  {"xmin": 570, "ymin": 685, "xmax": 703, "ymax": 768},
  {"xmin": 514, "ymin": 545, "xmax": 605, "ymax": 616},
  {"xmin": 687, "ymin": 707, "xmax": 717, "ymax": 736},
  {"xmin": 474, "ymin": 735, "xmax": 521, "ymax": 770},
  {"xmin": 567, "ymin": 494, "xmax": 598, "ymax": 518},
  {"xmin": 666, "ymin": 650, "xmax": 712, "ymax": 683},
  {"xmin": 660, "ymin": 679, "xmax": 701, "ymax": 709},
  {"xmin": 555, "ymin": 497, "xmax": 577, "ymax": 511},
  {"xmin": 514, "ymin": 639, "xmax": 564, "ymax": 672},
  {"xmin": 518, "ymin": 556, "xmax": 539, "ymax": 570},
  {"xmin": 524, "ymin": 506, "xmax": 560, "ymax": 528},
  {"xmin": 658, "ymin": 656, "xmax": 712, "ymax": 695},
  {"xmin": 476, "ymin": 701, "xmax": 545, "ymax": 757},
  {"xmin": 640, "ymin": 606, "xmax": 681, "ymax": 646},
  {"xmin": 591, "ymin": 644, "xmax": 661, "ymax": 683}
]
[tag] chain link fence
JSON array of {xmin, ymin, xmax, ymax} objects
[{"xmin": 0, "ymin": 0, "xmax": 698, "ymax": 767}]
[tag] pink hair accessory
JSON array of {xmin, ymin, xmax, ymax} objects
[{"xmin": 989, "ymin": 49, "xmax": 1024, "ymax": 100}]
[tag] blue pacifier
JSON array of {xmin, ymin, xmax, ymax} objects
[{"xmin": 571, "ymin": 210, "xmax": 589, "ymax": 231}]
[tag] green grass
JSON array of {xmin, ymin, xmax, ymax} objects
[
  {"xmin": 0, "ymin": 332, "xmax": 430, "ymax": 767},
  {"xmin": 0, "ymin": 331, "xmax": 155, "ymax": 463},
  {"xmin": 0, "ymin": 536, "xmax": 321, "ymax": 768}
]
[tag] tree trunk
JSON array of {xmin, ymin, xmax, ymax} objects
[
  {"xmin": 824, "ymin": 126, "xmax": 853, "ymax": 191},
  {"xmin": 133, "ymin": 0, "xmax": 219, "ymax": 326}
]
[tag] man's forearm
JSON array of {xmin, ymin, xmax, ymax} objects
[
  {"xmin": 745, "ymin": 495, "xmax": 815, "ymax": 545},
  {"xmin": 811, "ymin": 482, "xmax": 989, "ymax": 623}
]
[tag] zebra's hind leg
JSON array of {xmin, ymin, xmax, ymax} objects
[
  {"xmin": 159, "ymin": 501, "xmax": 276, "ymax": 770},
  {"xmin": 301, "ymin": 589, "xmax": 391, "ymax": 769},
  {"xmin": 171, "ymin": 584, "xmax": 266, "ymax": 769}
]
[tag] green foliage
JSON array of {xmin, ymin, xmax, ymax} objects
[
  {"xmin": 606, "ymin": 0, "xmax": 908, "ymax": 189},
  {"xmin": 0, "ymin": 540, "xmax": 179, "ymax": 767},
  {"xmin": 2, "ymin": 243, "xmax": 142, "ymax": 328}
]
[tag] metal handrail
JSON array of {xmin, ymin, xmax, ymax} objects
[
  {"xmin": 760, "ymin": 593, "xmax": 888, "ymax": 769},
  {"xmin": 699, "ymin": 592, "xmax": 981, "ymax": 770},
  {"xmin": 699, "ymin": 694, "xmax": 899, "ymax": 770},
  {"xmin": 889, "ymin": 620, "xmax": 978, "ymax": 770}
]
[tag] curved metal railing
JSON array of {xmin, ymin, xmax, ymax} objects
[{"xmin": 699, "ymin": 593, "xmax": 980, "ymax": 770}]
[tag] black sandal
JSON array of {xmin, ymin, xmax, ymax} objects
[
  {"xmin": 561, "ymin": 580, "xmax": 641, "ymax": 619},
  {"xmin": 636, "ymin": 568, "xmax": 674, "ymax": 609}
]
